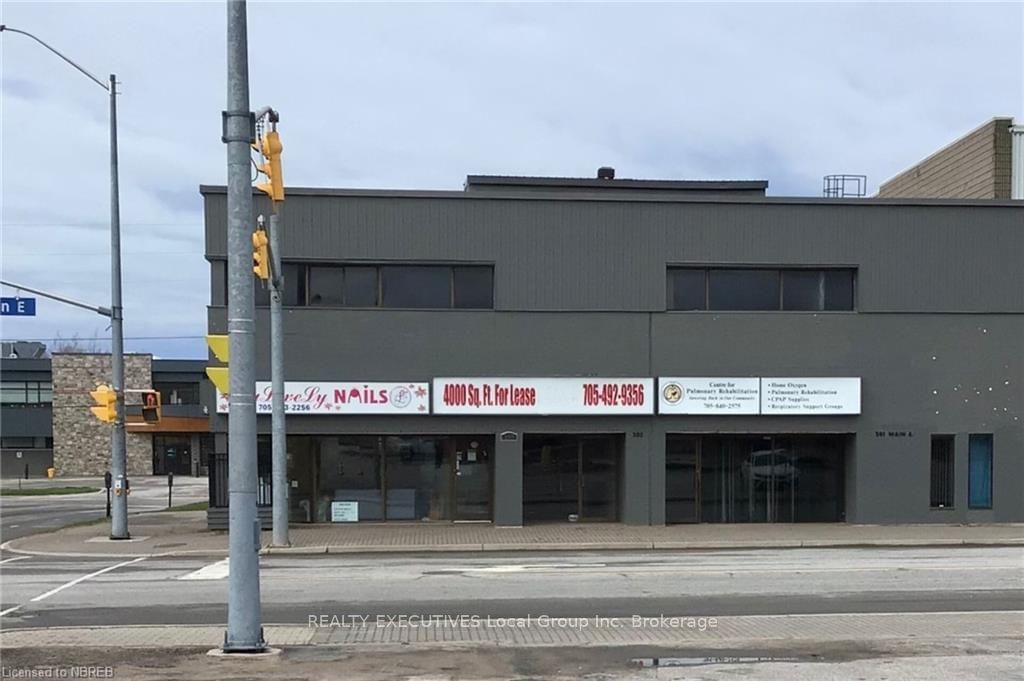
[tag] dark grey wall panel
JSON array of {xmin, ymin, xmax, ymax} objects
[
  {"xmin": 203, "ymin": 190, "xmax": 1023, "ymax": 313},
  {"xmin": 1, "ymin": 449, "xmax": 53, "ymax": 478},
  {"xmin": 622, "ymin": 429, "xmax": 652, "ymax": 524},
  {"xmin": 494, "ymin": 436, "xmax": 523, "ymax": 526},
  {"xmin": 209, "ymin": 309, "xmax": 653, "ymax": 380},
  {"xmin": 0, "ymin": 407, "xmax": 53, "ymax": 438}
]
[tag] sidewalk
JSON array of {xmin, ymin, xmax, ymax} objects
[
  {"xmin": 3, "ymin": 512, "xmax": 1022, "ymax": 558},
  {"xmin": 1, "ymin": 611, "xmax": 1019, "ymax": 648}
]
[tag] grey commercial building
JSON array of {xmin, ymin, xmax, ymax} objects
[{"xmin": 201, "ymin": 171, "xmax": 1023, "ymax": 527}]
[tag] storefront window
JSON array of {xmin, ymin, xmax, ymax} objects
[
  {"xmin": 287, "ymin": 435, "xmax": 493, "ymax": 523},
  {"xmin": 672, "ymin": 434, "xmax": 845, "ymax": 524},
  {"xmin": 316, "ymin": 437, "xmax": 383, "ymax": 521},
  {"xmin": 384, "ymin": 436, "xmax": 451, "ymax": 521}
]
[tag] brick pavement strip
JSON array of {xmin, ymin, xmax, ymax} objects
[
  {"xmin": 4, "ymin": 518, "xmax": 1023, "ymax": 558},
  {"xmin": 0, "ymin": 612, "xmax": 1020, "ymax": 649}
]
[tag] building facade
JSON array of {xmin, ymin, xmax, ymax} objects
[
  {"xmin": 878, "ymin": 117, "xmax": 1024, "ymax": 200},
  {"xmin": 0, "ymin": 355, "xmax": 212, "ymax": 478},
  {"xmin": 201, "ymin": 173, "xmax": 1023, "ymax": 527}
]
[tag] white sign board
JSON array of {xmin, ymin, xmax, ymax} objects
[
  {"xmin": 216, "ymin": 382, "xmax": 429, "ymax": 415},
  {"xmin": 658, "ymin": 378, "xmax": 760, "ymax": 414},
  {"xmin": 760, "ymin": 378, "xmax": 861, "ymax": 415},
  {"xmin": 432, "ymin": 378, "xmax": 654, "ymax": 415},
  {"xmin": 331, "ymin": 501, "xmax": 359, "ymax": 522}
]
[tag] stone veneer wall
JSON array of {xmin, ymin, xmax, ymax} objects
[{"xmin": 52, "ymin": 353, "xmax": 153, "ymax": 477}]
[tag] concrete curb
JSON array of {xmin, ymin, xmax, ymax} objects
[{"xmin": 5, "ymin": 530, "xmax": 1023, "ymax": 560}]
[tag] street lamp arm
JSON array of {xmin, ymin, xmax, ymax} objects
[{"xmin": 0, "ymin": 25, "xmax": 109, "ymax": 91}]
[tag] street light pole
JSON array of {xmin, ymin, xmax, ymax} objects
[
  {"xmin": 107, "ymin": 72, "xmax": 129, "ymax": 540},
  {"xmin": 223, "ymin": 0, "xmax": 265, "ymax": 653},
  {"xmin": 0, "ymin": 25, "xmax": 130, "ymax": 539}
]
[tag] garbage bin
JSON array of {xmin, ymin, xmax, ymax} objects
[{"xmin": 46, "ymin": 467, "xmax": 56, "ymax": 479}]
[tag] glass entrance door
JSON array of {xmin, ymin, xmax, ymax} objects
[
  {"xmin": 523, "ymin": 436, "xmax": 579, "ymax": 522},
  {"xmin": 523, "ymin": 435, "xmax": 621, "ymax": 522},
  {"xmin": 666, "ymin": 436, "xmax": 699, "ymax": 523},
  {"xmin": 452, "ymin": 437, "xmax": 492, "ymax": 521},
  {"xmin": 580, "ymin": 437, "xmax": 619, "ymax": 521},
  {"xmin": 153, "ymin": 435, "xmax": 192, "ymax": 476},
  {"xmin": 746, "ymin": 438, "xmax": 795, "ymax": 523}
]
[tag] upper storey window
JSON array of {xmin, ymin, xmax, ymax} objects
[{"xmin": 668, "ymin": 267, "xmax": 855, "ymax": 311}]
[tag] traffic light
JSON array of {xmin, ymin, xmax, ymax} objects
[
  {"xmin": 206, "ymin": 334, "xmax": 229, "ymax": 395},
  {"xmin": 254, "ymin": 130, "xmax": 284, "ymax": 202},
  {"xmin": 252, "ymin": 230, "xmax": 270, "ymax": 281},
  {"xmin": 89, "ymin": 384, "xmax": 117, "ymax": 423},
  {"xmin": 141, "ymin": 390, "xmax": 161, "ymax": 424}
]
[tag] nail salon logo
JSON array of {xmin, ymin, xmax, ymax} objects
[{"xmin": 389, "ymin": 386, "xmax": 413, "ymax": 408}]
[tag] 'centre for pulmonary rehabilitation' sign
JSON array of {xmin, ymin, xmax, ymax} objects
[
  {"xmin": 432, "ymin": 378, "xmax": 654, "ymax": 415},
  {"xmin": 216, "ymin": 382, "xmax": 429, "ymax": 415},
  {"xmin": 658, "ymin": 378, "xmax": 761, "ymax": 414}
]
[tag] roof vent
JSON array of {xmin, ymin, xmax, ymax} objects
[{"xmin": 597, "ymin": 166, "xmax": 615, "ymax": 180}]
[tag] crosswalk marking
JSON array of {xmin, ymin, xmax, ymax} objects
[{"xmin": 178, "ymin": 558, "xmax": 230, "ymax": 581}]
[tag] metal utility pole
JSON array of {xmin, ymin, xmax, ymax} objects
[
  {"xmin": 268, "ymin": 212, "xmax": 289, "ymax": 547},
  {"xmin": 108, "ymin": 72, "xmax": 129, "ymax": 541},
  {"xmin": 223, "ymin": 0, "xmax": 265, "ymax": 653},
  {"xmin": 0, "ymin": 26, "xmax": 129, "ymax": 540}
]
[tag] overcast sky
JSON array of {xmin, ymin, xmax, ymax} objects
[{"xmin": 1, "ymin": 1, "xmax": 1021, "ymax": 358}]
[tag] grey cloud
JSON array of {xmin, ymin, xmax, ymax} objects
[
  {"xmin": 1, "ymin": 1, "xmax": 1021, "ymax": 358},
  {"xmin": 1, "ymin": 76, "xmax": 44, "ymax": 100}
]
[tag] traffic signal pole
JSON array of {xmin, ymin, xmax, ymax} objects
[
  {"xmin": 252, "ymin": 106, "xmax": 286, "ymax": 547},
  {"xmin": 268, "ymin": 211, "xmax": 289, "ymax": 547},
  {"xmin": 223, "ymin": 0, "xmax": 265, "ymax": 653}
]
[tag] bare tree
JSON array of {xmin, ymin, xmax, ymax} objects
[{"xmin": 50, "ymin": 330, "xmax": 106, "ymax": 354}]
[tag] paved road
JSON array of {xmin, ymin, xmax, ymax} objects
[
  {"xmin": 0, "ymin": 476, "xmax": 207, "ymax": 540},
  {"xmin": 0, "ymin": 546, "xmax": 1020, "ymax": 628}
]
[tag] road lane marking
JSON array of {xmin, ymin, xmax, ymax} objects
[
  {"xmin": 178, "ymin": 558, "xmax": 230, "ymax": 581},
  {"xmin": 0, "ymin": 556, "xmax": 30, "ymax": 565},
  {"xmin": 29, "ymin": 557, "xmax": 146, "ymax": 603},
  {"xmin": 0, "ymin": 606, "xmax": 21, "ymax": 617}
]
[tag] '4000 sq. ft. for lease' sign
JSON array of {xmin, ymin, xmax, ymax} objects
[
  {"xmin": 432, "ymin": 378, "xmax": 654, "ymax": 415},
  {"xmin": 216, "ymin": 382, "xmax": 430, "ymax": 415}
]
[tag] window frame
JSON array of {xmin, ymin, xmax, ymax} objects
[
  {"xmin": 0, "ymin": 381, "xmax": 52, "ymax": 405},
  {"xmin": 251, "ymin": 262, "xmax": 494, "ymax": 310},
  {"xmin": 667, "ymin": 265, "xmax": 857, "ymax": 312},
  {"xmin": 929, "ymin": 434, "xmax": 955, "ymax": 509}
]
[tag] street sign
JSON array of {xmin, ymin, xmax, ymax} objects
[{"xmin": 0, "ymin": 297, "xmax": 36, "ymax": 316}]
